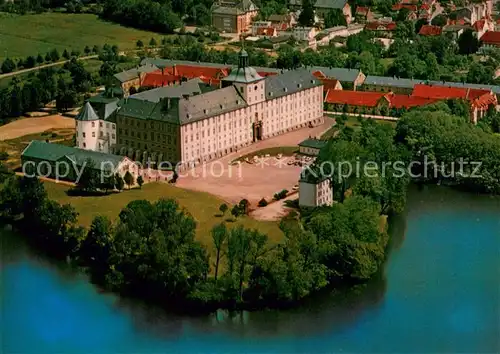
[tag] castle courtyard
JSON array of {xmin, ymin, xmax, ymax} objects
[{"xmin": 175, "ymin": 117, "xmax": 334, "ymax": 205}]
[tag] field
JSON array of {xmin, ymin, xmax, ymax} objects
[
  {"xmin": 44, "ymin": 181, "xmax": 284, "ymax": 250},
  {"xmin": 0, "ymin": 12, "xmax": 165, "ymax": 60},
  {"xmin": 322, "ymin": 116, "xmax": 396, "ymax": 139}
]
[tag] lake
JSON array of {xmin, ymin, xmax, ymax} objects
[{"xmin": 1, "ymin": 185, "xmax": 499, "ymax": 353}]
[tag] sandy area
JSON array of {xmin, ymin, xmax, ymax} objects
[
  {"xmin": 0, "ymin": 115, "xmax": 75, "ymax": 141},
  {"xmin": 176, "ymin": 118, "xmax": 334, "ymax": 206}
]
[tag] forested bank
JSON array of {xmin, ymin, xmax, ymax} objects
[{"xmin": 1, "ymin": 109, "xmax": 499, "ymax": 313}]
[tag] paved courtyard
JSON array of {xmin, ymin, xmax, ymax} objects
[{"xmin": 175, "ymin": 118, "xmax": 334, "ymax": 206}]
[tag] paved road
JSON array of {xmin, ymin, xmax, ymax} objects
[{"xmin": 0, "ymin": 55, "xmax": 99, "ymax": 80}]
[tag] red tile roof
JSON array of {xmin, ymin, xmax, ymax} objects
[
  {"xmin": 392, "ymin": 4, "xmax": 418, "ymax": 11},
  {"xmin": 480, "ymin": 31, "xmax": 500, "ymax": 45},
  {"xmin": 420, "ymin": 3, "xmax": 430, "ymax": 10},
  {"xmin": 365, "ymin": 21, "xmax": 397, "ymax": 31},
  {"xmin": 312, "ymin": 70, "xmax": 327, "ymax": 79},
  {"xmin": 322, "ymin": 78, "xmax": 341, "ymax": 91},
  {"xmin": 418, "ymin": 25, "xmax": 442, "ymax": 36},
  {"xmin": 386, "ymin": 93, "xmax": 439, "ymax": 108},
  {"xmin": 324, "ymin": 90, "xmax": 387, "ymax": 107},
  {"xmin": 356, "ymin": 6, "xmax": 370, "ymax": 15},
  {"xmin": 167, "ymin": 65, "xmax": 230, "ymax": 80},
  {"xmin": 141, "ymin": 72, "xmax": 180, "ymax": 87},
  {"xmin": 473, "ymin": 19, "xmax": 486, "ymax": 31},
  {"xmin": 324, "ymin": 90, "xmax": 439, "ymax": 109},
  {"xmin": 412, "ymin": 84, "xmax": 497, "ymax": 109}
]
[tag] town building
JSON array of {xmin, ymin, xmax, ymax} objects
[
  {"xmin": 480, "ymin": 30, "xmax": 500, "ymax": 48},
  {"xmin": 311, "ymin": 67, "xmax": 365, "ymax": 90},
  {"xmin": 298, "ymin": 138, "xmax": 327, "ymax": 156},
  {"xmin": 418, "ymin": 25, "xmax": 443, "ymax": 36},
  {"xmin": 268, "ymin": 13, "xmax": 297, "ymax": 30},
  {"xmin": 293, "ymin": 26, "xmax": 317, "ymax": 47},
  {"xmin": 473, "ymin": 18, "xmax": 495, "ymax": 39},
  {"xmin": 365, "ymin": 21, "xmax": 397, "ymax": 36},
  {"xmin": 211, "ymin": 0, "xmax": 258, "ymax": 34},
  {"xmin": 289, "ymin": 0, "xmax": 352, "ymax": 24},
  {"xmin": 298, "ymin": 173, "xmax": 333, "ymax": 207},
  {"xmin": 21, "ymin": 140, "xmax": 139, "ymax": 184},
  {"xmin": 355, "ymin": 6, "xmax": 374, "ymax": 23},
  {"xmin": 314, "ymin": 24, "xmax": 364, "ymax": 46},
  {"xmin": 111, "ymin": 50, "xmax": 324, "ymax": 168},
  {"xmin": 113, "ymin": 63, "xmax": 159, "ymax": 95}
]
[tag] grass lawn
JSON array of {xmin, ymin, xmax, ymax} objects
[
  {"xmin": 44, "ymin": 181, "xmax": 284, "ymax": 250},
  {"xmin": 232, "ymin": 146, "xmax": 298, "ymax": 162},
  {"xmin": 0, "ymin": 12, "xmax": 166, "ymax": 60},
  {"xmin": 322, "ymin": 115, "xmax": 397, "ymax": 139}
]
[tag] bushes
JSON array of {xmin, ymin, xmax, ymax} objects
[
  {"xmin": 273, "ymin": 189, "xmax": 289, "ymax": 201},
  {"xmin": 258, "ymin": 198, "xmax": 268, "ymax": 207}
]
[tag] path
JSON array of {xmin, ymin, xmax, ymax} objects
[
  {"xmin": 250, "ymin": 193, "xmax": 298, "ymax": 221},
  {"xmin": 325, "ymin": 111, "xmax": 399, "ymax": 121},
  {"xmin": 0, "ymin": 55, "xmax": 98, "ymax": 80},
  {"xmin": 0, "ymin": 115, "xmax": 75, "ymax": 140}
]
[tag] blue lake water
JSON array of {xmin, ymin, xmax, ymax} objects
[{"xmin": 2, "ymin": 186, "xmax": 499, "ymax": 353}]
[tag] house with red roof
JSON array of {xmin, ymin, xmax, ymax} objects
[
  {"xmin": 323, "ymin": 89, "xmax": 438, "ymax": 116},
  {"xmin": 365, "ymin": 21, "xmax": 397, "ymax": 35},
  {"xmin": 480, "ymin": 30, "xmax": 500, "ymax": 48},
  {"xmin": 355, "ymin": 6, "xmax": 374, "ymax": 23},
  {"xmin": 473, "ymin": 18, "xmax": 494, "ymax": 39},
  {"xmin": 418, "ymin": 25, "xmax": 443, "ymax": 36},
  {"xmin": 412, "ymin": 84, "xmax": 497, "ymax": 123}
]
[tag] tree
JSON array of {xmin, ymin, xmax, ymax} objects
[
  {"xmin": 136, "ymin": 39, "xmax": 144, "ymax": 48},
  {"xmin": 62, "ymin": 49, "xmax": 70, "ymax": 60},
  {"xmin": 100, "ymin": 174, "xmax": 115, "ymax": 194},
  {"xmin": 44, "ymin": 53, "xmax": 52, "ymax": 62},
  {"xmin": 396, "ymin": 8, "xmax": 410, "ymax": 22},
  {"xmin": 115, "ymin": 173, "xmax": 124, "ymax": 191},
  {"xmin": 137, "ymin": 175, "xmax": 144, "ymax": 188},
  {"xmin": 231, "ymin": 205, "xmax": 241, "ymax": 219},
  {"xmin": 36, "ymin": 54, "xmax": 44, "ymax": 64},
  {"xmin": 56, "ymin": 89, "xmax": 78, "ymax": 111},
  {"xmin": 77, "ymin": 159, "xmax": 99, "ymax": 192},
  {"xmin": 50, "ymin": 49, "xmax": 60, "ymax": 62},
  {"xmin": 458, "ymin": 29, "xmax": 479, "ymax": 55},
  {"xmin": 79, "ymin": 216, "xmax": 114, "ymax": 280},
  {"xmin": 324, "ymin": 9, "xmax": 346, "ymax": 27},
  {"xmin": 431, "ymin": 14, "xmax": 447, "ymax": 27},
  {"xmin": 24, "ymin": 56, "xmax": 36, "ymax": 69},
  {"xmin": 84, "ymin": 45, "xmax": 91, "ymax": 55},
  {"xmin": 92, "ymin": 45, "xmax": 100, "ymax": 54},
  {"xmin": 238, "ymin": 199, "xmax": 249, "ymax": 215},
  {"xmin": 1, "ymin": 58, "xmax": 16, "ymax": 73},
  {"xmin": 149, "ymin": 37, "xmax": 157, "ymax": 47},
  {"xmin": 219, "ymin": 203, "xmax": 228, "ymax": 216},
  {"xmin": 298, "ymin": 0, "xmax": 315, "ymax": 27},
  {"xmin": 415, "ymin": 19, "xmax": 428, "ymax": 34},
  {"xmin": 123, "ymin": 171, "xmax": 134, "ymax": 189},
  {"xmin": 211, "ymin": 223, "xmax": 227, "ymax": 280}
]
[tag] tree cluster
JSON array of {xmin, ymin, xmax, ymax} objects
[{"xmin": 101, "ymin": 0, "xmax": 182, "ymax": 34}]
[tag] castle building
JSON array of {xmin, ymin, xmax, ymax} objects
[
  {"xmin": 106, "ymin": 49, "xmax": 324, "ymax": 169},
  {"xmin": 75, "ymin": 89, "xmax": 121, "ymax": 153}
]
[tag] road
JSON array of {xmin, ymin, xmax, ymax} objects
[{"xmin": 0, "ymin": 55, "xmax": 99, "ymax": 80}]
